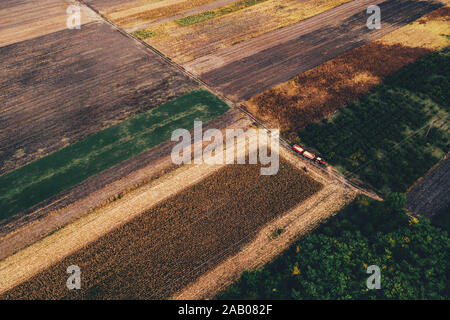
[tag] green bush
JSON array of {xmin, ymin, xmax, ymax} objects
[{"xmin": 132, "ymin": 29, "xmax": 155, "ymax": 39}]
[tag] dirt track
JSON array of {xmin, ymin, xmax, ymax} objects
[
  {"xmin": 186, "ymin": 0, "xmax": 446, "ymax": 101},
  {"xmin": 406, "ymin": 155, "xmax": 450, "ymax": 218},
  {"xmin": 0, "ymin": 18, "xmax": 197, "ymax": 174}
]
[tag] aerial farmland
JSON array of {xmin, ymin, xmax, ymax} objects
[{"xmin": 0, "ymin": 0, "xmax": 448, "ymax": 305}]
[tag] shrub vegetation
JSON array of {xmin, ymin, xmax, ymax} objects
[{"xmin": 298, "ymin": 50, "xmax": 449, "ymax": 194}]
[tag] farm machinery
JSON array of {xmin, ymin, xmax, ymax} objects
[{"xmin": 292, "ymin": 144, "xmax": 328, "ymax": 167}]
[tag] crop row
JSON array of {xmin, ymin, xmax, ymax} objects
[
  {"xmin": 138, "ymin": 0, "xmax": 351, "ymax": 63},
  {"xmin": 2, "ymin": 158, "xmax": 322, "ymax": 299}
]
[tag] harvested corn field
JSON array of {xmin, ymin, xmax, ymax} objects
[
  {"xmin": 193, "ymin": 0, "xmax": 444, "ymax": 101},
  {"xmin": 1, "ymin": 158, "xmax": 323, "ymax": 299},
  {"xmin": 246, "ymin": 5, "xmax": 450, "ymax": 133}
]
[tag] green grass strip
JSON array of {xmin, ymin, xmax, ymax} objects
[
  {"xmin": 176, "ymin": 0, "xmax": 268, "ymax": 26},
  {"xmin": 133, "ymin": 29, "xmax": 156, "ymax": 39},
  {"xmin": 0, "ymin": 89, "xmax": 229, "ymax": 221}
]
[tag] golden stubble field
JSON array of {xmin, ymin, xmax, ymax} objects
[
  {"xmin": 0, "ymin": 131, "xmax": 355, "ymax": 299},
  {"xmin": 107, "ymin": 0, "xmax": 352, "ymax": 63}
]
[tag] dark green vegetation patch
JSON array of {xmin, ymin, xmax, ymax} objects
[
  {"xmin": 298, "ymin": 51, "xmax": 449, "ymax": 194},
  {"xmin": 220, "ymin": 194, "xmax": 449, "ymax": 300},
  {"xmin": 0, "ymin": 90, "xmax": 229, "ymax": 221}
]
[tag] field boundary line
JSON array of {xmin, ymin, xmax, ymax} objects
[
  {"xmin": 172, "ymin": 173, "xmax": 356, "ymax": 299},
  {"xmin": 147, "ymin": 147, "xmax": 342, "ymax": 299},
  {"xmin": 76, "ymin": 0, "xmax": 382, "ymax": 200}
]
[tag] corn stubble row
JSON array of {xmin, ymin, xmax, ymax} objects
[{"xmin": 3, "ymin": 158, "xmax": 322, "ymax": 299}]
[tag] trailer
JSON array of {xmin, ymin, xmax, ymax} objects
[
  {"xmin": 292, "ymin": 144, "xmax": 328, "ymax": 166},
  {"xmin": 302, "ymin": 151, "xmax": 315, "ymax": 160},
  {"xmin": 292, "ymin": 144, "xmax": 305, "ymax": 154}
]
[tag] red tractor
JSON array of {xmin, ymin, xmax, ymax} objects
[{"xmin": 315, "ymin": 157, "xmax": 328, "ymax": 167}]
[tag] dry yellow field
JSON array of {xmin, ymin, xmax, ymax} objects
[{"xmin": 132, "ymin": 0, "xmax": 352, "ymax": 63}]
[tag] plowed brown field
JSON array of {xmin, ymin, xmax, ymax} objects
[
  {"xmin": 0, "ymin": 20, "xmax": 197, "ymax": 174},
  {"xmin": 1, "ymin": 158, "xmax": 322, "ymax": 299},
  {"xmin": 406, "ymin": 155, "xmax": 450, "ymax": 218}
]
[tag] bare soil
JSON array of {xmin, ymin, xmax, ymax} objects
[
  {"xmin": 0, "ymin": 19, "xmax": 197, "ymax": 174},
  {"xmin": 406, "ymin": 154, "xmax": 450, "ymax": 218},
  {"xmin": 188, "ymin": 0, "xmax": 445, "ymax": 101}
]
